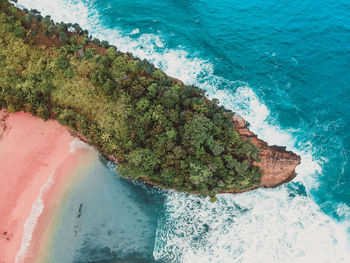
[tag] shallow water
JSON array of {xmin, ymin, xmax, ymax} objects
[
  {"xmin": 45, "ymin": 156, "xmax": 163, "ymax": 263},
  {"xmin": 15, "ymin": 0, "xmax": 350, "ymax": 262}
]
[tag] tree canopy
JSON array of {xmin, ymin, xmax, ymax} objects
[{"xmin": 0, "ymin": 0, "xmax": 262, "ymax": 197}]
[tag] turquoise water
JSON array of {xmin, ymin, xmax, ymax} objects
[
  {"xmin": 16, "ymin": 0, "xmax": 350, "ymax": 262},
  {"xmin": 49, "ymin": 156, "xmax": 163, "ymax": 262}
]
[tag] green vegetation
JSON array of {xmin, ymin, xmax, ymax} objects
[{"xmin": 0, "ymin": 0, "xmax": 262, "ymax": 197}]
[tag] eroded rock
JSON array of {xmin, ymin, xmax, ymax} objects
[{"xmin": 232, "ymin": 115, "xmax": 301, "ymax": 188}]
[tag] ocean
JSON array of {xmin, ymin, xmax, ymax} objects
[{"xmin": 15, "ymin": 0, "xmax": 350, "ymax": 262}]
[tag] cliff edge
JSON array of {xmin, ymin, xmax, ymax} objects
[
  {"xmin": 0, "ymin": 110, "xmax": 9, "ymax": 140},
  {"xmin": 232, "ymin": 115, "xmax": 301, "ymax": 188},
  {"xmin": 0, "ymin": 1, "xmax": 301, "ymax": 196}
]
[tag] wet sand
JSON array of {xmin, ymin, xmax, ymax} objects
[{"xmin": 0, "ymin": 111, "xmax": 85, "ymax": 263}]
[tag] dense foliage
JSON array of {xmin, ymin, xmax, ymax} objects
[{"xmin": 0, "ymin": 0, "xmax": 262, "ymax": 197}]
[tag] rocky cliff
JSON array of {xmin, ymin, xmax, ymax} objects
[
  {"xmin": 0, "ymin": 110, "xmax": 9, "ymax": 140},
  {"xmin": 232, "ymin": 115, "xmax": 301, "ymax": 188},
  {"xmin": 70, "ymin": 113, "xmax": 301, "ymax": 193},
  {"xmin": 0, "ymin": 109, "xmax": 301, "ymax": 194}
]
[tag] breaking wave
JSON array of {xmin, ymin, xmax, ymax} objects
[
  {"xmin": 14, "ymin": 151, "xmax": 72, "ymax": 263},
  {"xmin": 70, "ymin": 138, "xmax": 96, "ymax": 153},
  {"xmin": 153, "ymin": 188, "xmax": 349, "ymax": 262},
  {"xmin": 15, "ymin": 0, "xmax": 350, "ymax": 261}
]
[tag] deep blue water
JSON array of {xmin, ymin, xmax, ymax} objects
[
  {"xmin": 86, "ymin": 0, "xmax": 350, "ymax": 210},
  {"xmin": 17, "ymin": 0, "xmax": 350, "ymax": 262}
]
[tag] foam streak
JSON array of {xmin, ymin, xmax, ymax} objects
[
  {"xmin": 15, "ymin": 1, "xmax": 350, "ymax": 262},
  {"xmin": 14, "ymin": 151, "xmax": 72, "ymax": 263}
]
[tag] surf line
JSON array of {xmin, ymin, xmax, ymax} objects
[{"xmin": 14, "ymin": 140, "xmax": 78, "ymax": 263}]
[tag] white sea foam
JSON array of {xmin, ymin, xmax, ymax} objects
[
  {"xmin": 69, "ymin": 138, "xmax": 95, "ymax": 153},
  {"xmin": 16, "ymin": 0, "xmax": 212, "ymax": 86},
  {"xmin": 130, "ymin": 28, "xmax": 140, "ymax": 35},
  {"xmin": 337, "ymin": 203, "xmax": 350, "ymax": 223},
  {"xmin": 15, "ymin": 160, "xmax": 64, "ymax": 263},
  {"xmin": 154, "ymin": 190, "xmax": 350, "ymax": 263},
  {"xmin": 15, "ymin": 0, "xmax": 350, "ymax": 261},
  {"xmin": 14, "ymin": 137, "xmax": 93, "ymax": 262},
  {"xmin": 208, "ymin": 86, "xmax": 323, "ymax": 192}
]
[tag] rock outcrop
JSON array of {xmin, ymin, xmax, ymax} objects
[
  {"xmin": 232, "ymin": 115, "xmax": 301, "ymax": 188},
  {"xmin": 0, "ymin": 109, "xmax": 301, "ymax": 194},
  {"xmin": 70, "ymin": 113, "xmax": 301, "ymax": 192},
  {"xmin": 0, "ymin": 110, "xmax": 9, "ymax": 140}
]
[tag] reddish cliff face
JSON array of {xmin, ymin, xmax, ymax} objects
[
  {"xmin": 0, "ymin": 110, "xmax": 9, "ymax": 140},
  {"xmin": 67, "ymin": 113, "xmax": 301, "ymax": 192},
  {"xmin": 1, "ymin": 109, "xmax": 300, "ymax": 193},
  {"xmin": 232, "ymin": 115, "xmax": 301, "ymax": 188}
]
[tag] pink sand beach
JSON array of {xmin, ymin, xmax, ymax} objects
[
  {"xmin": 23, "ymin": 145, "xmax": 96, "ymax": 263},
  {"xmin": 0, "ymin": 111, "xmax": 92, "ymax": 263}
]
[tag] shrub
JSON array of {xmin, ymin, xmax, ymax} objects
[
  {"xmin": 56, "ymin": 22, "xmax": 67, "ymax": 32},
  {"xmin": 36, "ymin": 105, "xmax": 50, "ymax": 120},
  {"xmin": 92, "ymin": 38, "xmax": 100, "ymax": 46},
  {"xmin": 107, "ymin": 47, "xmax": 116, "ymax": 59},
  {"xmin": 64, "ymin": 68, "xmax": 74, "ymax": 78},
  {"xmin": 151, "ymin": 69, "xmax": 166, "ymax": 80},
  {"xmin": 210, "ymin": 142, "xmax": 225, "ymax": 156},
  {"xmin": 59, "ymin": 31, "xmax": 68, "ymax": 43},
  {"xmin": 128, "ymin": 148, "xmax": 159, "ymax": 171},
  {"xmin": 101, "ymin": 79, "xmax": 116, "ymax": 95},
  {"xmin": 69, "ymin": 35, "xmax": 77, "ymax": 45},
  {"xmin": 72, "ymin": 23, "xmax": 82, "ymax": 34},
  {"xmin": 34, "ymin": 15, "xmax": 42, "ymax": 23},
  {"xmin": 184, "ymin": 113, "xmax": 213, "ymax": 149},
  {"xmin": 14, "ymin": 25, "xmax": 25, "ymax": 38},
  {"xmin": 58, "ymin": 109, "xmax": 76, "ymax": 126},
  {"xmin": 101, "ymin": 40, "xmax": 109, "ymax": 48},
  {"xmin": 30, "ymin": 9, "xmax": 40, "ymax": 15},
  {"xmin": 47, "ymin": 24, "xmax": 56, "ymax": 32},
  {"xmin": 42, "ymin": 16, "xmax": 51, "ymax": 25},
  {"xmin": 55, "ymin": 55, "xmax": 69, "ymax": 71},
  {"xmin": 8, "ymin": 5, "xmax": 17, "ymax": 14},
  {"xmin": 101, "ymin": 56, "xmax": 110, "ymax": 67},
  {"xmin": 24, "ymin": 12, "xmax": 35, "ymax": 23},
  {"xmin": 136, "ymin": 59, "xmax": 155, "ymax": 74},
  {"xmin": 84, "ymin": 48, "xmax": 96, "ymax": 59}
]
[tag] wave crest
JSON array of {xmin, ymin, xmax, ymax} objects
[
  {"xmin": 154, "ymin": 190, "xmax": 349, "ymax": 262},
  {"xmin": 15, "ymin": 1, "xmax": 350, "ymax": 261}
]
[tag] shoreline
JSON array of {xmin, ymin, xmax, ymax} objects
[
  {"xmin": 24, "ymin": 148, "xmax": 97, "ymax": 263},
  {"xmin": 0, "ymin": 110, "xmax": 90, "ymax": 263},
  {"xmin": 0, "ymin": 0, "xmax": 299, "ymax": 196},
  {"xmin": 0, "ymin": 108, "xmax": 300, "ymax": 260},
  {"xmin": 231, "ymin": 115, "xmax": 301, "ymax": 189},
  {"xmin": 69, "ymin": 111, "xmax": 301, "ymax": 195}
]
